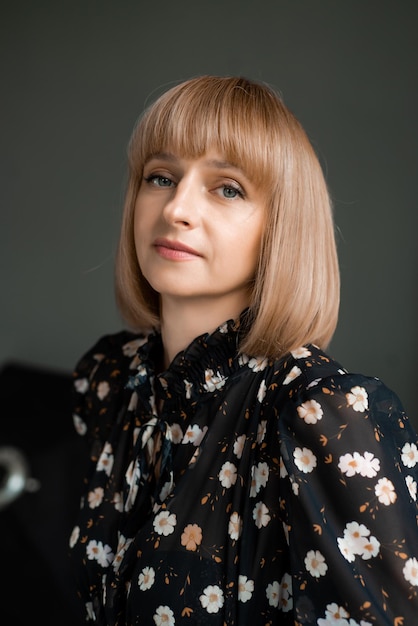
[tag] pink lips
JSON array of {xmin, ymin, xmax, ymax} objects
[{"xmin": 153, "ymin": 237, "xmax": 202, "ymax": 260}]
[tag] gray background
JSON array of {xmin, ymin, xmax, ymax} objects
[{"xmin": 1, "ymin": 0, "xmax": 417, "ymax": 425}]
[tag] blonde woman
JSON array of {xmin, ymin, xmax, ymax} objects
[{"xmin": 70, "ymin": 76, "xmax": 418, "ymax": 625}]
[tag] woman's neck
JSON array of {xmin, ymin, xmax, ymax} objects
[{"xmin": 159, "ymin": 296, "xmax": 247, "ymax": 368}]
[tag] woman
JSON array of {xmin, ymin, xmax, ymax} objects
[{"xmin": 70, "ymin": 75, "xmax": 418, "ymax": 625}]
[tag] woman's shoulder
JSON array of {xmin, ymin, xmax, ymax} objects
[
  {"xmin": 71, "ymin": 329, "xmax": 152, "ymax": 440},
  {"xmin": 273, "ymin": 344, "xmax": 406, "ymax": 414},
  {"xmin": 282, "ymin": 344, "xmax": 347, "ymax": 384},
  {"xmin": 73, "ymin": 329, "xmax": 149, "ymax": 378},
  {"xmin": 72, "ymin": 329, "xmax": 151, "ymax": 409},
  {"xmin": 277, "ymin": 344, "xmax": 412, "ymax": 432}
]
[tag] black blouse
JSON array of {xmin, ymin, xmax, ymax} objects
[{"xmin": 69, "ymin": 316, "xmax": 418, "ymax": 625}]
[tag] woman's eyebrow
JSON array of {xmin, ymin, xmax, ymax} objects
[
  {"xmin": 203, "ymin": 158, "xmax": 248, "ymax": 178},
  {"xmin": 144, "ymin": 154, "xmax": 248, "ymax": 180},
  {"xmin": 144, "ymin": 152, "xmax": 177, "ymax": 164}
]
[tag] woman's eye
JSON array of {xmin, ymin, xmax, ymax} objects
[
  {"xmin": 146, "ymin": 175, "xmax": 174, "ymax": 187},
  {"xmin": 221, "ymin": 185, "xmax": 244, "ymax": 199}
]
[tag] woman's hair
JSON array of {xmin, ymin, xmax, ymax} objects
[{"xmin": 115, "ymin": 75, "xmax": 340, "ymax": 358}]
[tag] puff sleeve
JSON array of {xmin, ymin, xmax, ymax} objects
[{"xmin": 278, "ymin": 371, "xmax": 418, "ymax": 625}]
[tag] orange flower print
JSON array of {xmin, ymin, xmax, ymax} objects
[{"xmin": 181, "ymin": 523, "xmax": 203, "ymax": 551}]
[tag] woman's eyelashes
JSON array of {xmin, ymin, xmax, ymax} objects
[
  {"xmin": 217, "ymin": 183, "xmax": 245, "ymax": 200},
  {"xmin": 143, "ymin": 171, "xmax": 246, "ymax": 200},
  {"xmin": 144, "ymin": 174, "xmax": 175, "ymax": 188}
]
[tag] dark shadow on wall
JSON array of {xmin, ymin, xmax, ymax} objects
[{"xmin": 0, "ymin": 363, "xmax": 86, "ymax": 625}]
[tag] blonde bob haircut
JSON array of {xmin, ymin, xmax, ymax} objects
[{"xmin": 115, "ymin": 75, "xmax": 340, "ymax": 358}]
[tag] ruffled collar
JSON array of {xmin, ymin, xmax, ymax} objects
[{"xmin": 128, "ymin": 311, "xmax": 250, "ymax": 409}]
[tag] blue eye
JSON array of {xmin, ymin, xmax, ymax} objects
[
  {"xmin": 145, "ymin": 175, "xmax": 174, "ymax": 187},
  {"xmin": 222, "ymin": 185, "xmax": 243, "ymax": 199}
]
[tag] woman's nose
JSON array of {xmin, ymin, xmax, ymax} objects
[{"xmin": 162, "ymin": 177, "xmax": 200, "ymax": 227}]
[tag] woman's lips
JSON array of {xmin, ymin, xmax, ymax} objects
[{"xmin": 153, "ymin": 238, "xmax": 202, "ymax": 260}]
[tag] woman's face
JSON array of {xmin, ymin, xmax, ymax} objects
[{"xmin": 133, "ymin": 149, "xmax": 266, "ymax": 318}]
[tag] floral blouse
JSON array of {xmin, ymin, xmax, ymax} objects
[{"xmin": 69, "ymin": 315, "xmax": 418, "ymax": 625}]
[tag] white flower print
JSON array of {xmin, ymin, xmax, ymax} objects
[
  {"xmin": 293, "ymin": 447, "xmax": 317, "ymax": 473},
  {"xmin": 182, "ymin": 424, "xmax": 207, "ymax": 446},
  {"xmin": 228, "ymin": 511, "xmax": 242, "ymax": 540},
  {"xmin": 279, "ymin": 457, "xmax": 288, "ymax": 478},
  {"xmin": 238, "ymin": 575, "xmax": 254, "ymax": 602},
  {"xmin": 338, "ymin": 452, "xmax": 362, "ymax": 477},
  {"xmin": 283, "ymin": 365, "xmax": 302, "ymax": 385},
  {"xmin": 406, "ymin": 475, "xmax": 417, "ymax": 500},
  {"xmin": 169, "ymin": 423, "xmax": 183, "ymax": 444},
  {"xmin": 359, "ymin": 534, "xmax": 380, "ymax": 560},
  {"xmin": 203, "ymin": 369, "xmax": 226, "ymax": 392},
  {"xmin": 317, "ymin": 602, "xmax": 350, "ymax": 625},
  {"xmin": 188, "ymin": 448, "xmax": 200, "ymax": 467},
  {"xmin": 69, "ymin": 525, "xmax": 80, "ymax": 548},
  {"xmin": 199, "ymin": 585, "xmax": 224, "ymax": 613},
  {"xmin": 279, "ymin": 572, "xmax": 293, "ymax": 611},
  {"xmin": 159, "ymin": 480, "xmax": 175, "ymax": 503},
  {"xmin": 266, "ymin": 574, "xmax": 293, "ymax": 612},
  {"xmin": 291, "ymin": 346, "xmax": 311, "ymax": 359},
  {"xmin": 403, "ymin": 557, "xmax": 418, "ymax": 586},
  {"xmin": 253, "ymin": 501, "xmax": 271, "ymax": 528},
  {"xmin": 346, "ymin": 386, "xmax": 368, "ymax": 412},
  {"xmin": 124, "ymin": 459, "xmax": 140, "ymax": 511},
  {"xmin": 305, "ymin": 549, "xmax": 328, "ymax": 577},
  {"xmin": 72, "ymin": 413, "xmax": 87, "ymax": 435},
  {"xmin": 337, "ymin": 535, "xmax": 356, "ymax": 563},
  {"xmin": 88, "ymin": 487, "xmax": 104, "ymax": 509},
  {"xmin": 113, "ymin": 491, "xmax": 124, "ymax": 512},
  {"xmin": 153, "ymin": 511, "xmax": 177, "ymax": 536},
  {"xmin": 401, "ymin": 442, "xmax": 418, "ymax": 468},
  {"xmin": 86, "ymin": 540, "xmax": 114, "ymax": 567},
  {"xmin": 85, "ymin": 601, "xmax": 95, "ymax": 621},
  {"xmin": 128, "ymin": 364, "xmax": 147, "ymax": 388},
  {"xmin": 112, "ymin": 535, "xmax": 134, "ymax": 572},
  {"xmin": 297, "ymin": 399, "xmax": 323, "ymax": 424},
  {"xmin": 153, "ymin": 605, "xmax": 175, "ymax": 625},
  {"xmin": 359, "ymin": 451, "xmax": 381, "ymax": 478},
  {"xmin": 248, "ymin": 356, "xmax": 268, "ymax": 372},
  {"xmin": 184, "ymin": 379, "xmax": 193, "ymax": 399},
  {"xmin": 97, "ymin": 442, "xmax": 114, "ymax": 476},
  {"xmin": 266, "ymin": 580, "xmax": 280, "ymax": 607},
  {"xmin": 238, "ymin": 353, "xmax": 249, "ymax": 366},
  {"xmin": 249, "ymin": 462, "xmax": 269, "ymax": 497},
  {"xmin": 338, "ymin": 451, "xmax": 380, "ymax": 478},
  {"xmin": 257, "ymin": 420, "xmax": 267, "ymax": 444},
  {"xmin": 74, "ymin": 377, "xmax": 88, "ymax": 394},
  {"xmin": 132, "ymin": 426, "xmax": 140, "ymax": 447},
  {"xmin": 337, "ymin": 521, "xmax": 380, "ymax": 562},
  {"xmin": 138, "ymin": 566, "xmax": 155, "ymax": 591},
  {"xmin": 306, "ymin": 377, "xmax": 321, "ymax": 389},
  {"xmin": 257, "ymin": 379, "xmax": 267, "ymax": 403},
  {"xmin": 282, "ymin": 522, "xmax": 290, "ymax": 545},
  {"xmin": 233, "ymin": 434, "xmax": 246, "ymax": 459},
  {"xmin": 375, "ymin": 477, "xmax": 397, "ymax": 505},
  {"xmin": 97, "ymin": 380, "xmax": 110, "ymax": 401},
  {"xmin": 122, "ymin": 337, "xmax": 147, "ymax": 357},
  {"xmin": 127, "ymin": 391, "xmax": 138, "ymax": 412},
  {"xmin": 218, "ymin": 461, "xmax": 238, "ymax": 488}
]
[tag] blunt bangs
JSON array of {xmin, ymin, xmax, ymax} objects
[{"xmin": 128, "ymin": 76, "xmax": 287, "ymax": 189}]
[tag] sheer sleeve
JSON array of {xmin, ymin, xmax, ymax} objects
[
  {"xmin": 278, "ymin": 371, "xmax": 418, "ymax": 624},
  {"xmin": 71, "ymin": 331, "xmax": 141, "ymax": 453}
]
